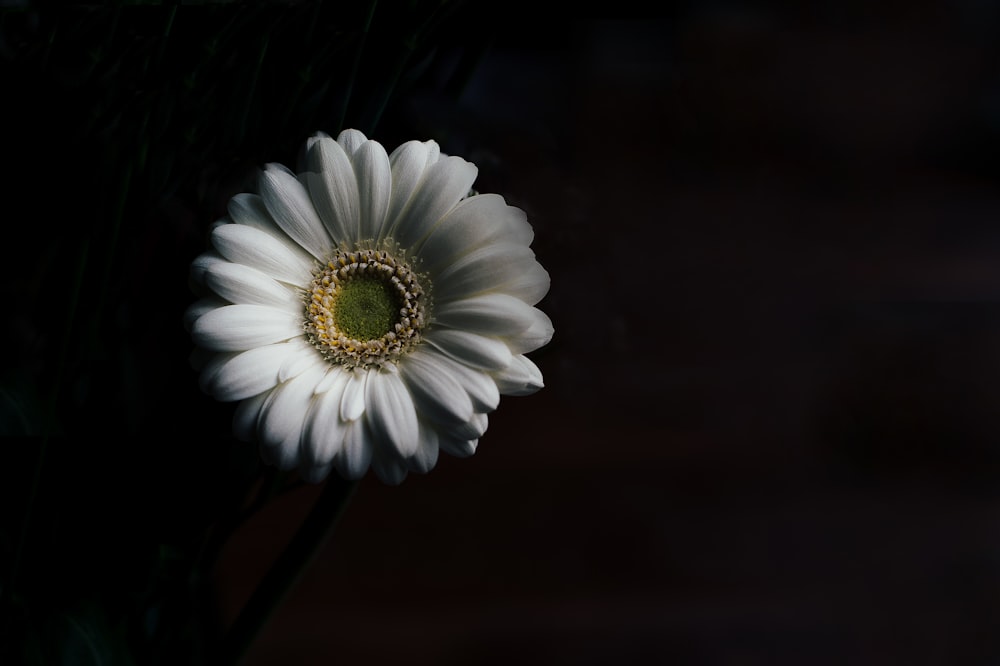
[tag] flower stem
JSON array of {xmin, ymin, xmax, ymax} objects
[{"xmin": 216, "ymin": 475, "xmax": 360, "ymax": 665}]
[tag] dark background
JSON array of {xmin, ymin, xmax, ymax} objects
[{"xmin": 4, "ymin": 1, "xmax": 1000, "ymax": 664}]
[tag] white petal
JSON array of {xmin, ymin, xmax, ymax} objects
[
  {"xmin": 447, "ymin": 412, "xmax": 488, "ymax": 441},
  {"xmin": 314, "ymin": 365, "xmax": 349, "ymax": 395},
  {"xmin": 302, "ymin": 372, "xmax": 350, "ymax": 468},
  {"xmin": 203, "ymin": 339, "xmax": 313, "ymax": 402},
  {"xmin": 259, "ymin": 164, "xmax": 331, "ymax": 258},
  {"xmin": 204, "ymin": 261, "xmax": 301, "ymax": 312},
  {"xmin": 337, "ymin": 129, "xmax": 368, "ymax": 157},
  {"xmin": 492, "ymin": 354, "xmax": 545, "ymax": 396},
  {"xmin": 306, "ymin": 136, "xmax": 359, "ymax": 243},
  {"xmin": 233, "ymin": 391, "xmax": 270, "ymax": 442},
  {"xmin": 408, "ymin": 422, "xmax": 439, "ymax": 474},
  {"xmin": 364, "ymin": 366, "xmax": 419, "ymax": 458},
  {"xmin": 385, "ymin": 140, "xmax": 430, "ymax": 230},
  {"xmin": 439, "ymin": 435, "xmax": 478, "ymax": 459},
  {"xmin": 391, "ymin": 156, "xmax": 478, "ymax": 251},
  {"xmin": 353, "ymin": 140, "xmax": 392, "ymax": 241},
  {"xmin": 278, "ymin": 343, "xmax": 320, "ymax": 383},
  {"xmin": 227, "ymin": 193, "xmax": 307, "ymax": 257},
  {"xmin": 415, "ymin": 194, "xmax": 533, "ymax": 272},
  {"xmin": 191, "ymin": 304, "xmax": 303, "ymax": 352},
  {"xmin": 399, "ymin": 351, "xmax": 474, "ymax": 425},
  {"xmin": 407, "ymin": 347, "xmax": 499, "ymax": 412},
  {"xmin": 258, "ymin": 365, "xmax": 326, "ymax": 470},
  {"xmin": 211, "ymin": 223, "xmax": 314, "ymax": 286},
  {"xmin": 427, "ymin": 329, "xmax": 512, "ymax": 371},
  {"xmin": 184, "ymin": 297, "xmax": 227, "ymax": 332},
  {"xmin": 197, "ymin": 351, "xmax": 239, "ymax": 394},
  {"xmin": 432, "ymin": 293, "xmax": 537, "ymax": 337},
  {"xmin": 432, "ymin": 247, "xmax": 550, "ymax": 306},
  {"xmin": 506, "ymin": 307, "xmax": 554, "ymax": 354},
  {"xmin": 336, "ymin": 420, "xmax": 372, "ymax": 479},
  {"xmin": 340, "ymin": 368, "xmax": 368, "ymax": 421},
  {"xmin": 371, "ymin": 451, "xmax": 408, "ymax": 485},
  {"xmin": 190, "ymin": 252, "xmax": 228, "ymax": 290}
]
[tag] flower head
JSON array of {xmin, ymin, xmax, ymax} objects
[{"xmin": 186, "ymin": 130, "xmax": 552, "ymax": 484}]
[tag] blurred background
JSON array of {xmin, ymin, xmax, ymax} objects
[{"xmin": 3, "ymin": 1, "xmax": 1000, "ymax": 664}]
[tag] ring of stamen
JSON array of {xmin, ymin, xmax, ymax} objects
[{"xmin": 304, "ymin": 246, "xmax": 427, "ymax": 369}]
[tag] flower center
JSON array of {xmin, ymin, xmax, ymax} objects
[{"xmin": 304, "ymin": 246, "xmax": 427, "ymax": 369}]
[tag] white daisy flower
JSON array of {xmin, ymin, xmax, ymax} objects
[{"xmin": 186, "ymin": 130, "xmax": 552, "ymax": 485}]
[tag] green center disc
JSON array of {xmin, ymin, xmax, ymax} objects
[{"xmin": 333, "ymin": 277, "xmax": 400, "ymax": 341}]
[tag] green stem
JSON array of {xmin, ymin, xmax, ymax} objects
[{"xmin": 216, "ymin": 476, "xmax": 360, "ymax": 665}]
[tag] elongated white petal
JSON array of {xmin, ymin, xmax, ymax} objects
[
  {"xmin": 492, "ymin": 354, "xmax": 545, "ymax": 396},
  {"xmin": 432, "ymin": 293, "xmax": 537, "ymax": 337},
  {"xmin": 228, "ymin": 193, "xmax": 314, "ymax": 259},
  {"xmin": 415, "ymin": 194, "xmax": 533, "ymax": 271},
  {"xmin": 407, "ymin": 347, "xmax": 499, "ymax": 412},
  {"xmin": 258, "ymin": 365, "xmax": 326, "ymax": 470},
  {"xmin": 314, "ymin": 365, "xmax": 349, "ymax": 395},
  {"xmin": 336, "ymin": 420, "xmax": 372, "ymax": 479},
  {"xmin": 400, "ymin": 351, "xmax": 474, "ymax": 425},
  {"xmin": 203, "ymin": 339, "xmax": 312, "ymax": 402},
  {"xmin": 385, "ymin": 140, "xmax": 431, "ymax": 229},
  {"xmin": 506, "ymin": 307, "xmax": 554, "ymax": 354},
  {"xmin": 408, "ymin": 422, "xmax": 439, "ymax": 474},
  {"xmin": 353, "ymin": 140, "xmax": 392, "ymax": 241},
  {"xmin": 340, "ymin": 369, "xmax": 367, "ymax": 421},
  {"xmin": 392, "ymin": 156, "xmax": 478, "ymax": 251},
  {"xmin": 371, "ymin": 450, "xmax": 408, "ymax": 485},
  {"xmin": 259, "ymin": 164, "xmax": 331, "ymax": 258},
  {"xmin": 204, "ymin": 261, "xmax": 301, "ymax": 311},
  {"xmin": 306, "ymin": 136, "xmax": 359, "ymax": 243},
  {"xmin": 190, "ymin": 252, "xmax": 228, "ymax": 290},
  {"xmin": 448, "ymin": 412, "xmax": 488, "ymax": 441},
  {"xmin": 191, "ymin": 304, "xmax": 302, "ymax": 352},
  {"xmin": 211, "ymin": 223, "xmax": 314, "ymax": 286},
  {"xmin": 438, "ymin": 435, "xmax": 478, "ymax": 458},
  {"xmin": 365, "ymin": 366, "xmax": 419, "ymax": 457},
  {"xmin": 278, "ymin": 343, "xmax": 319, "ymax": 383},
  {"xmin": 337, "ymin": 128, "xmax": 367, "ymax": 157},
  {"xmin": 427, "ymin": 329, "xmax": 512, "ymax": 371},
  {"xmin": 184, "ymin": 297, "xmax": 227, "ymax": 332},
  {"xmin": 302, "ymin": 373, "xmax": 350, "ymax": 467},
  {"xmin": 233, "ymin": 391, "xmax": 270, "ymax": 442}
]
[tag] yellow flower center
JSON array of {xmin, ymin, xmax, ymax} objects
[{"xmin": 304, "ymin": 246, "xmax": 427, "ymax": 369}]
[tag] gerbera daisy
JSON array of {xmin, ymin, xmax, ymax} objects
[{"xmin": 186, "ymin": 130, "xmax": 552, "ymax": 484}]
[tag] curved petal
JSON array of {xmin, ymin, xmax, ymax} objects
[
  {"xmin": 211, "ymin": 223, "xmax": 314, "ymax": 286},
  {"xmin": 371, "ymin": 449, "xmax": 409, "ymax": 485},
  {"xmin": 408, "ymin": 422, "xmax": 439, "ymax": 473},
  {"xmin": 302, "ymin": 370, "xmax": 351, "ymax": 468},
  {"xmin": 492, "ymin": 354, "xmax": 545, "ymax": 396},
  {"xmin": 227, "ymin": 193, "xmax": 306, "ymax": 255},
  {"xmin": 427, "ymin": 329, "xmax": 512, "ymax": 372},
  {"xmin": 257, "ymin": 365, "xmax": 326, "ymax": 470},
  {"xmin": 432, "ymin": 293, "xmax": 537, "ymax": 337},
  {"xmin": 191, "ymin": 304, "xmax": 303, "ymax": 352},
  {"xmin": 407, "ymin": 347, "xmax": 499, "ymax": 412},
  {"xmin": 364, "ymin": 365, "xmax": 419, "ymax": 458},
  {"xmin": 447, "ymin": 411, "xmax": 489, "ymax": 441},
  {"xmin": 204, "ymin": 260, "xmax": 302, "ymax": 312},
  {"xmin": 259, "ymin": 164, "xmax": 332, "ymax": 258},
  {"xmin": 399, "ymin": 351, "xmax": 474, "ymax": 425},
  {"xmin": 353, "ymin": 140, "xmax": 392, "ymax": 242},
  {"xmin": 337, "ymin": 128, "xmax": 367, "ymax": 157},
  {"xmin": 184, "ymin": 297, "xmax": 227, "ymax": 332},
  {"xmin": 415, "ymin": 194, "xmax": 533, "ymax": 272},
  {"xmin": 203, "ymin": 338, "xmax": 315, "ymax": 402},
  {"xmin": 431, "ymin": 245, "xmax": 550, "ymax": 306},
  {"xmin": 189, "ymin": 251, "xmax": 229, "ymax": 291},
  {"xmin": 438, "ymin": 435, "xmax": 478, "ymax": 459},
  {"xmin": 340, "ymin": 368, "xmax": 368, "ymax": 422},
  {"xmin": 336, "ymin": 419, "xmax": 372, "ymax": 480},
  {"xmin": 505, "ymin": 307, "xmax": 554, "ymax": 354},
  {"xmin": 385, "ymin": 140, "xmax": 430, "ymax": 230},
  {"xmin": 306, "ymin": 136, "xmax": 360, "ymax": 244},
  {"xmin": 392, "ymin": 156, "xmax": 478, "ymax": 252},
  {"xmin": 233, "ymin": 391, "xmax": 270, "ymax": 442}
]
